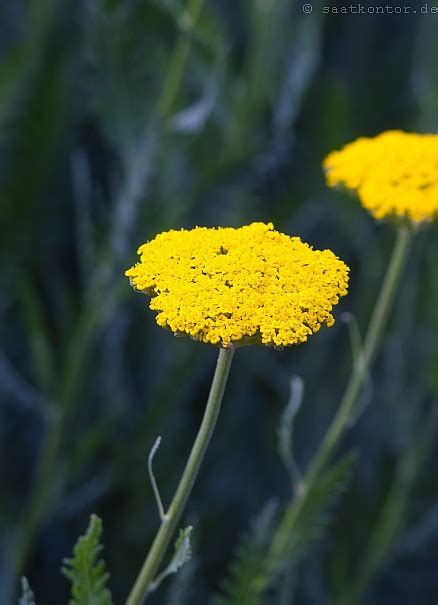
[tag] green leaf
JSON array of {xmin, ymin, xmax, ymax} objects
[
  {"xmin": 18, "ymin": 578, "xmax": 36, "ymax": 605},
  {"xmin": 265, "ymin": 454, "xmax": 356, "ymax": 601},
  {"xmin": 217, "ymin": 453, "xmax": 355, "ymax": 605},
  {"xmin": 19, "ymin": 279, "xmax": 55, "ymax": 394},
  {"xmin": 149, "ymin": 526, "xmax": 193, "ymax": 594},
  {"xmin": 215, "ymin": 500, "xmax": 278, "ymax": 605},
  {"xmin": 277, "ymin": 451, "xmax": 356, "ymax": 563},
  {"xmin": 62, "ymin": 514, "xmax": 112, "ymax": 605}
]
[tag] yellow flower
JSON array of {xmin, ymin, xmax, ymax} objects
[
  {"xmin": 125, "ymin": 222, "xmax": 349, "ymax": 348},
  {"xmin": 324, "ymin": 130, "xmax": 438, "ymax": 224}
]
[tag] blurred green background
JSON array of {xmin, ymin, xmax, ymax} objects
[{"xmin": 1, "ymin": 0, "xmax": 438, "ymax": 603}]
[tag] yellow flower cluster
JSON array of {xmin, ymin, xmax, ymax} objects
[
  {"xmin": 126, "ymin": 223, "xmax": 349, "ymax": 348},
  {"xmin": 324, "ymin": 130, "xmax": 438, "ymax": 223}
]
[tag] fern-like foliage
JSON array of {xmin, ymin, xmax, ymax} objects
[
  {"xmin": 217, "ymin": 453, "xmax": 355, "ymax": 605},
  {"xmin": 19, "ymin": 578, "xmax": 36, "ymax": 605},
  {"xmin": 275, "ymin": 452, "xmax": 356, "ymax": 565},
  {"xmin": 214, "ymin": 500, "xmax": 279, "ymax": 605},
  {"xmin": 62, "ymin": 514, "xmax": 112, "ymax": 605}
]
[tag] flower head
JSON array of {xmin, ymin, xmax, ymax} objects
[
  {"xmin": 324, "ymin": 130, "xmax": 438, "ymax": 224},
  {"xmin": 126, "ymin": 223, "xmax": 349, "ymax": 348}
]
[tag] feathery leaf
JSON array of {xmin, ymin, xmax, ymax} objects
[
  {"xmin": 62, "ymin": 514, "xmax": 112, "ymax": 605},
  {"xmin": 217, "ymin": 453, "xmax": 355, "ymax": 605},
  {"xmin": 215, "ymin": 500, "xmax": 279, "ymax": 605}
]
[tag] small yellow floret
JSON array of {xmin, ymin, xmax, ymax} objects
[
  {"xmin": 324, "ymin": 130, "xmax": 438, "ymax": 223},
  {"xmin": 125, "ymin": 223, "xmax": 349, "ymax": 348}
]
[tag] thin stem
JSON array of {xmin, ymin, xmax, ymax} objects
[
  {"xmin": 125, "ymin": 347, "xmax": 235, "ymax": 605},
  {"xmin": 148, "ymin": 436, "xmax": 167, "ymax": 522},
  {"xmin": 309, "ymin": 225, "xmax": 412, "ymax": 482},
  {"xmin": 267, "ymin": 225, "xmax": 413, "ymax": 569}
]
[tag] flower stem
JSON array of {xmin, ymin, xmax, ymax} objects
[
  {"xmin": 267, "ymin": 225, "xmax": 412, "ymax": 568},
  {"xmin": 125, "ymin": 347, "xmax": 234, "ymax": 605}
]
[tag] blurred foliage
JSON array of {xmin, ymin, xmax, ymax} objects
[
  {"xmin": 18, "ymin": 578, "xmax": 36, "ymax": 605},
  {"xmin": 1, "ymin": 0, "xmax": 438, "ymax": 604}
]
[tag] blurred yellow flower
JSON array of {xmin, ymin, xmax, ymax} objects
[
  {"xmin": 324, "ymin": 130, "xmax": 438, "ymax": 223},
  {"xmin": 126, "ymin": 222, "xmax": 349, "ymax": 348}
]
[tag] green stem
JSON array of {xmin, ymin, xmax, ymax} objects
[
  {"xmin": 309, "ymin": 226, "xmax": 412, "ymax": 482},
  {"xmin": 125, "ymin": 347, "xmax": 235, "ymax": 605},
  {"xmin": 267, "ymin": 225, "xmax": 412, "ymax": 568}
]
